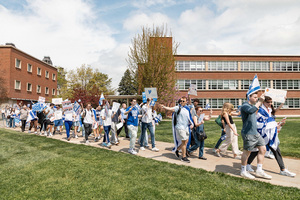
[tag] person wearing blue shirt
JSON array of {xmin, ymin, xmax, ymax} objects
[{"xmin": 125, "ymin": 99, "xmax": 141, "ymax": 155}]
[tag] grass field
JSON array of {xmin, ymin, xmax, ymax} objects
[
  {"xmin": 0, "ymin": 128, "xmax": 300, "ymax": 199},
  {"xmin": 119, "ymin": 118, "xmax": 300, "ymax": 158}
]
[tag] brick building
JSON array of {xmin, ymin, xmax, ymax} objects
[
  {"xmin": 0, "ymin": 44, "xmax": 57, "ymax": 106},
  {"xmin": 175, "ymin": 55, "xmax": 300, "ymax": 116}
]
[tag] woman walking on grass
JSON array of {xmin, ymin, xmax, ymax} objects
[{"xmin": 215, "ymin": 103, "xmax": 242, "ymax": 159}]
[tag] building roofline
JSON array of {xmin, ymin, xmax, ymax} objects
[{"xmin": 0, "ymin": 45, "xmax": 57, "ymax": 70}]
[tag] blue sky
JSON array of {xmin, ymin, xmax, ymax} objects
[{"xmin": 1, "ymin": 0, "xmax": 300, "ymax": 90}]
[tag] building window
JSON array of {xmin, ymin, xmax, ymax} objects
[
  {"xmin": 15, "ymin": 80, "xmax": 21, "ymax": 90},
  {"xmin": 273, "ymin": 62, "xmax": 300, "ymax": 71},
  {"xmin": 27, "ymin": 64, "xmax": 32, "ymax": 72},
  {"xmin": 274, "ymin": 98, "xmax": 300, "ymax": 108},
  {"xmin": 15, "ymin": 58, "xmax": 21, "ymax": 69},
  {"xmin": 273, "ymin": 80, "xmax": 300, "ymax": 90},
  {"xmin": 210, "ymin": 98, "xmax": 241, "ymax": 109},
  {"xmin": 52, "ymin": 74, "xmax": 56, "ymax": 81},
  {"xmin": 37, "ymin": 67, "xmax": 41, "ymax": 76},
  {"xmin": 240, "ymin": 61, "xmax": 270, "ymax": 71},
  {"xmin": 177, "ymin": 80, "xmax": 205, "ymax": 90},
  {"xmin": 52, "ymin": 89, "xmax": 55, "ymax": 95},
  {"xmin": 208, "ymin": 80, "xmax": 238, "ymax": 90},
  {"xmin": 45, "ymin": 87, "xmax": 49, "ymax": 95},
  {"xmin": 241, "ymin": 80, "xmax": 270, "ymax": 90},
  {"xmin": 36, "ymin": 85, "xmax": 41, "ymax": 93},
  {"xmin": 175, "ymin": 61, "xmax": 205, "ymax": 71},
  {"xmin": 45, "ymin": 71, "xmax": 49, "ymax": 78},
  {"xmin": 27, "ymin": 83, "xmax": 32, "ymax": 92},
  {"xmin": 208, "ymin": 61, "xmax": 238, "ymax": 71}
]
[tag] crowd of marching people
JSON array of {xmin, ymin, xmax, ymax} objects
[{"xmin": 1, "ymin": 81, "xmax": 296, "ymax": 179}]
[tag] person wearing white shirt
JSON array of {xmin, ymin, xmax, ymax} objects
[
  {"xmin": 117, "ymin": 103, "xmax": 129, "ymax": 138},
  {"xmin": 140, "ymin": 98, "xmax": 159, "ymax": 152},
  {"xmin": 81, "ymin": 103, "xmax": 94, "ymax": 144},
  {"xmin": 100, "ymin": 101, "xmax": 112, "ymax": 148},
  {"xmin": 64, "ymin": 109, "xmax": 75, "ymax": 141}
]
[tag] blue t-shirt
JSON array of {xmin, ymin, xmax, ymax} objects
[
  {"xmin": 126, "ymin": 106, "xmax": 139, "ymax": 126},
  {"xmin": 241, "ymin": 101, "xmax": 258, "ymax": 135}
]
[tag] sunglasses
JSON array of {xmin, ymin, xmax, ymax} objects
[
  {"xmin": 180, "ymin": 100, "xmax": 186, "ymax": 102},
  {"xmin": 266, "ymin": 101, "xmax": 272, "ymax": 104}
]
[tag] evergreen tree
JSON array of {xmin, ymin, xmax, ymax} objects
[{"xmin": 118, "ymin": 69, "xmax": 137, "ymax": 95}]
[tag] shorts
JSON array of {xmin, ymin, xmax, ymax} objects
[
  {"xmin": 54, "ymin": 119, "xmax": 63, "ymax": 127},
  {"xmin": 73, "ymin": 121, "xmax": 80, "ymax": 127},
  {"xmin": 45, "ymin": 119, "xmax": 54, "ymax": 126},
  {"xmin": 242, "ymin": 133, "xmax": 265, "ymax": 151},
  {"xmin": 176, "ymin": 129, "xmax": 189, "ymax": 141}
]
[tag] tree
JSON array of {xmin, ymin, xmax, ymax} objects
[
  {"xmin": 56, "ymin": 66, "xmax": 71, "ymax": 100},
  {"xmin": 118, "ymin": 69, "xmax": 137, "ymax": 95},
  {"xmin": 0, "ymin": 74, "xmax": 8, "ymax": 103},
  {"xmin": 127, "ymin": 24, "xmax": 179, "ymax": 106}
]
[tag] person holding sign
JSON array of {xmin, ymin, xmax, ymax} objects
[
  {"xmin": 43, "ymin": 103, "xmax": 55, "ymax": 136},
  {"xmin": 125, "ymin": 99, "xmax": 141, "ymax": 155},
  {"xmin": 64, "ymin": 108, "xmax": 75, "ymax": 141},
  {"xmin": 117, "ymin": 103, "xmax": 129, "ymax": 138},
  {"xmin": 81, "ymin": 103, "xmax": 95, "ymax": 144},
  {"xmin": 53, "ymin": 105, "xmax": 63, "ymax": 135},
  {"xmin": 246, "ymin": 96, "xmax": 296, "ymax": 177},
  {"xmin": 100, "ymin": 101, "xmax": 113, "ymax": 148},
  {"xmin": 140, "ymin": 98, "xmax": 159, "ymax": 152},
  {"xmin": 215, "ymin": 103, "xmax": 242, "ymax": 159}
]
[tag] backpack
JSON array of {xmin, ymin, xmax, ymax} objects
[
  {"xmin": 173, "ymin": 107, "xmax": 181, "ymax": 127},
  {"xmin": 215, "ymin": 115, "xmax": 223, "ymax": 128}
]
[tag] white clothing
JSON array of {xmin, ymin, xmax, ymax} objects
[
  {"xmin": 83, "ymin": 109, "xmax": 94, "ymax": 124},
  {"xmin": 101, "ymin": 109, "xmax": 112, "ymax": 126},
  {"xmin": 141, "ymin": 104, "xmax": 152, "ymax": 123}
]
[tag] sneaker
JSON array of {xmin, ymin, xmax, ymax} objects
[
  {"xmin": 67, "ymin": 137, "xmax": 71, "ymax": 141},
  {"xmin": 152, "ymin": 147, "xmax": 159, "ymax": 152},
  {"xmin": 128, "ymin": 149, "xmax": 137, "ymax": 155},
  {"xmin": 246, "ymin": 165, "xmax": 254, "ymax": 172},
  {"xmin": 28, "ymin": 130, "xmax": 31, "ymax": 133},
  {"xmin": 49, "ymin": 133, "xmax": 53, "ymax": 137},
  {"xmin": 241, "ymin": 171, "xmax": 255, "ymax": 179},
  {"xmin": 115, "ymin": 141, "xmax": 119, "ymax": 145},
  {"xmin": 212, "ymin": 148, "xmax": 217, "ymax": 153},
  {"xmin": 44, "ymin": 132, "xmax": 47, "ymax": 136},
  {"xmin": 39, "ymin": 132, "xmax": 42, "ymax": 136},
  {"xmin": 255, "ymin": 170, "xmax": 272, "ymax": 179},
  {"xmin": 140, "ymin": 147, "xmax": 145, "ymax": 151},
  {"xmin": 145, "ymin": 145, "xmax": 150, "ymax": 149},
  {"xmin": 75, "ymin": 135, "xmax": 78, "ymax": 139},
  {"xmin": 94, "ymin": 138, "xmax": 98, "ymax": 142},
  {"xmin": 85, "ymin": 140, "xmax": 90, "ymax": 144},
  {"xmin": 234, "ymin": 156, "xmax": 241, "ymax": 160},
  {"xmin": 34, "ymin": 132, "xmax": 37, "ymax": 134},
  {"xmin": 181, "ymin": 157, "xmax": 190, "ymax": 163},
  {"xmin": 107, "ymin": 142, "xmax": 112, "ymax": 149},
  {"xmin": 175, "ymin": 150, "xmax": 180, "ymax": 158},
  {"xmin": 280, "ymin": 169, "xmax": 296, "ymax": 177},
  {"xmin": 216, "ymin": 152, "xmax": 222, "ymax": 157},
  {"xmin": 101, "ymin": 142, "xmax": 107, "ymax": 147},
  {"xmin": 53, "ymin": 130, "xmax": 56, "ymax": 135}
]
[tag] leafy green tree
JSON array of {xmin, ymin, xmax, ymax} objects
[
  {"xmin": 127, "ymin": 24, "xmax": 179, "ymax": 105},
  {"xmin": 0, "ymin": 72, "xmax": 8, "ymax": 103},
  {"xmin": 118, "ymin": 69, "xmax": 137, "ymax": 95}
]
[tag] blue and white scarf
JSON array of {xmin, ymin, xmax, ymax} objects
[{"xmin": 256, "ymin": 105, "xmax": 279, "ymax": 150}]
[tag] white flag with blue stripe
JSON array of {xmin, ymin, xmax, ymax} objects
[
  {"xmin": 205, "ymin": 103, "xmax": 211, "ymax": 110},
  {"xmin": 99, "ymin": 93, "xmax": 105, "ymax": 105},
  {"xmin": 247, "ymin": 75, "xmax": 260, "ymax": 99}
]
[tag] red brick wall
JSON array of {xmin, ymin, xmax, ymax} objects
[{"xmin": 0, "ymin": 46, "xmax": 57, "ymax": 102}]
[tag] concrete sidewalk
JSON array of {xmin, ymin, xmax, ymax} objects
[{"xmin": 2, "ymin": 124, "xmax": 300, "ymax": 189}]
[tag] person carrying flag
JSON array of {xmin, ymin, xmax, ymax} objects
[
  {"xmin": 161, "ymin": 96, "xmax": 194, "ymax": 163},
  {"xmin": 240, "ymin": 75, "xmax": 272, "ymax": 179}
]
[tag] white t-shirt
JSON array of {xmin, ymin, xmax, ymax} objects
[
  {"xmin": 65, "ymin": 111, "xmax": 74, "ymax": 122},
  {"xmin": 83, "ymin": 109, "xmax": 94, "ymax": 124},
  {"xmin": 100, "ymin": 109, "xmax": 112, "ymax": 126},
  {"xmin": 141, "ymin": 104, "xmax": 152, "ymax": 123}
]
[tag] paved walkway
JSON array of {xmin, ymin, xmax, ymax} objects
[{"xmin": 1, "ymin": 124, "xmax": 299, "ymax": 189}]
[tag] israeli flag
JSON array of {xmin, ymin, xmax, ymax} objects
[
  {"xmin": 142, "ymin": 92, "xmax": 147, "ymax": 103},
  {"xmin": 247, "ymin": 75, "xmax": 260, "ymax": 99},
  {"xmin": 205, "ymin": 103, "xmax": 211, "ymax": 110},
  {"xmin": 99, "ymin": 93, "xmax": 105, "ymax": 105}
]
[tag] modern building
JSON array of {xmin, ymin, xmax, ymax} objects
[
  {"xmin": 0, "ymin": 43, "xmax": 57, "ymax": 106},
  {"xmin": 175, "ymin": 55, "xmax": 300, "ymax": 116}
]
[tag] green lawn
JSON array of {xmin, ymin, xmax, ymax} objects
[
  {"xmin": 119, "ymin": 118, "xmax": 300, "ymax": 159},
  {"xmin": 1, "ymin": 128, "xmax": 300, "ymax": 199}
]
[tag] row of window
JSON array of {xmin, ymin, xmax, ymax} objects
[
  {"xmin": 15, "ymin": 58, "xmax": 56, "ymax": 80},
  {"xmin": 191, "ymin": 98, "xmax": 300, "ymax": 109},
  {"xmin": 175, "ymin": 61, "xmax": 300, "ymax": 71},
  {"xmin": 177, "ymin": 80, "xmax": 299, "ymax": 90},
  {"xmin": 14, "ymin": 80, "xmax": 55, "ymax": 95}
]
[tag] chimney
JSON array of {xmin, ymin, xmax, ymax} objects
[{"xmin": 43, "ymin": 56, "xmax": 53, "ymax": 65}]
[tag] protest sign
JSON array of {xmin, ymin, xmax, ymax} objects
[
  {"xmin": 62, "ymin": 100, "xmax": 72, "ymax": 112},
  {"xmin": 150, "ymin": 100, "xmax": 156, "ymax": 106},
  {"xmin": 199, "ymin": 113, "xmax": 205, "ymax": 122},
  {"xmin": 116, "ymin": 122, "xmax": 123, "ymax": 130},
  {"xmin": 188, "ymin": 84, "xmax": 197, "ymax": 96},
  {"xmin": 142, "ymin": 92, "xmax": 147, "ymax": 103},
  {"xmin": 32, "ymin": 103, "xmax": 41, "ymax": 112},
  {"xmin": 52, "ymin": 98, "xmax": 63, "ymax": 104},
  {"xmin": 73, "ymin": 101, "xmax": 81, "ymax": 115},
  {"xmin": 38, "ymin": 96, "xmax": 45, "ymax": 103},
  {"xmin": 54, "ymin": 110, "xmax": 63, "ymax": 120},
  {"xmin": 145, "ymin": 88, "xmax": 158, "ymax": 99},
  {"xmin": 112, "ymin": 102, "xmax": 120, "ymax": 113},
  {"xmin": 265, "ymin": 88, "xmax": 287, "ymax": 103}
]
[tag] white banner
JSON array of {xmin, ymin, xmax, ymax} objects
[
  {"xmin": 265, "ymin": 88, "xmax": 287, "ymax": 103},
  {"xmin": 54, "ymin": 110, "xmax": 63, "ymax": 120},
  {"xmin": 112, "ymin": 102, "xmax": 120, "ymax": 113},
  {"xmin": 145, "ymin": 88, "xmax": 158, "ymax": 99},
  {"xmin": 62, "ymin": 100, "xmax": 72, "ymax": 111},
  {"xmin": 38, "ymin": 96, "xmax": 45, "ymax": 103},
  {"xmin": 52, "ymin": 98, "xmax": 63, "ymax": 104},
  {"xmin": 188, "ymin": 84, "xmax": 197, "ymax": 96}
]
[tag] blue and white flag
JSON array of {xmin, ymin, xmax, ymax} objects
[
  {"xmin": 99, "ymin": 93, "xmax": 105, "ymax": 105},
  {"xmin": 154, "ymin": 113, "xmax": 162, "ymax": 123},
  {"xmin": 73, "ymin": 101, "xmax": 81, "ymax": 115},
  {"xmin": 149, "ymin": 100, "xmax": 156, "ymax": 107},
  {"xmin": 142, "ymin": 92, "xmax": 147, "ymax": 103},
  {"xmin": 205, "ymin": 103, "xmax": 211, "ymax": 110},
  {"xmin": 32, "ymin": 103, "xmax": 41, "ymax": 112},
  {"xmin": 26, "ymin": 110, "xmax": 37, "ymax": 122},
  {"xmin": 247, "ymin": 75, "xmax": 260, "ymax": 99}
]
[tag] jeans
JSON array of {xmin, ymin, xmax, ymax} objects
[
  {"xmin": 9, "ymin": 118, "xmax": 15, "ymax": 128},
  {"xmin": 21, "ymin": 120, "xmax": 26, "ymax": 132},
  {"xmin": 214, "ymin": 129, "xmax": 226, "ymax": 149},
  {"xmin": 84, "ymin": 123, "xmax": 92, "ymax": 140},
  {"xmin": 128, "ymin": 125, "xmax": 138, "ymax": 149},
  {"xmin": 140, "ymin": 122, "xmax": 155, "ymax": 148},
  {"xmin": 188, "ymin": 128, "xmax": 205, "ymax": 158},
  {"xmin": 64, "ymin": 121, "xmax": 73, "ymax": 138},
  {"xmin": 103, "ymin": 125, "xmax": 111, "ymax": 143}
]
